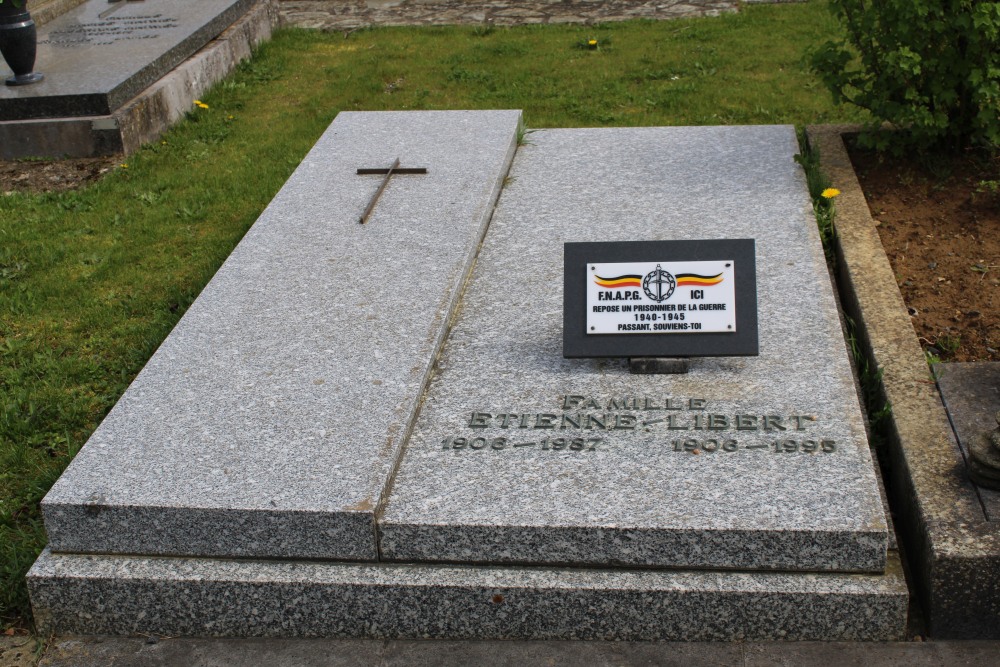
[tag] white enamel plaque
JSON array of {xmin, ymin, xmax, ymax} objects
[{"xmin": 586, "ymin": 261, "xmax": 737, "ymax": 334}]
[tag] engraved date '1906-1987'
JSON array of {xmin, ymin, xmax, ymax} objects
[{"xmin": 442, "ymin": 436, "xmax": 604, "ymax": 452}]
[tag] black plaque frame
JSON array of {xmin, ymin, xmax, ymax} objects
[{"xmin": 563, "ymin": 239, "xmax": 758, "ymax": 358}]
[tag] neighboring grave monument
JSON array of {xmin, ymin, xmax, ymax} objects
[
  {"xmin": 28, "ymin": 111, "xmax": 908, "ymax": 640},
  {"xmin": 973, "ymin": 411, "xmax": 1000, "ymax": 490},
  {"xmin": 933, "ymin": 362, "xmax": 1000, "ymax": 633},
  {"xmin": 808, "ymin": 124, "xmax": 999, "ymax": 639},
  {"xmin": 0, "ymin": 0, "xmax": 272, "ymax": 158},
  {"xmin": 939, "ymin": 364, "xmax": 1000, "ymax": 492}
]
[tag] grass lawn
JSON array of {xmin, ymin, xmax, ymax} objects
[{"xmin": 0, "ymin": 0, "xmax": 865, "ymax": 628}]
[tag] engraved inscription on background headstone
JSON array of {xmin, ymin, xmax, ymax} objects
[{"xmin": 40, "ymin": 14, "xmax": 178, "ymax": 47}]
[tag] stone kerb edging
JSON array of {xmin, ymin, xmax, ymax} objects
[
  {"xmin": 807, "ymin": 125, "xmax": 1000, "ymax": 639},
  {"xmin": 114, "ymin": 0, "xmax": 280, "ymax": 155},
  {"xmin": 277, "ymin": 0, "xmax": 741, "ymax": 30}
]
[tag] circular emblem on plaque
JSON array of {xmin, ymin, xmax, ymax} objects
[{"xmin": 642, "ymin": 264, "xmax": 676, "ymax": 302}]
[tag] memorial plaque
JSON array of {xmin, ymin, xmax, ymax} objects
[
  {"xmin": 564, "ymin": 239, "xmax": 758, "ymax": 357},
  {"xmin": 0, "ymin": 0, "xmax": 254, "ymax": 120}
]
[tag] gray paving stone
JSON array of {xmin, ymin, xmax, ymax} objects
[
  {"xmin": 278, "ymin": 0, "xmax": 740, "ymax": 30},
  {"xmin": 39, "ymin": 110, "xmax": 521, "ymax": 560},
  {"xmin": 39, "ymin": 636, "xmax": 385, "ymax": 667},
  {"xmin": 741, "ymin": 640, "xmax": 1000, "ymax": 666},
  {"xmin": 0, "ymin": 0, "xmax": 255, "ymax": 120},
  {"xmin": 380, "ymin": 126, "xmax": 889, "ymax": 573},
  {"xmin": 379, "ymin": 638, "xmax": 745, "ymax": 666},
  {"xmin": 34, "ymin": 636, "xmax": 1000, "ymax": 667}
]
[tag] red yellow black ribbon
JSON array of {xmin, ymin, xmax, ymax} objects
[
  {"xmin": 594, "ymin": 274, "xmax": 643, "ymax": 288},
  {"xmin": 675, "ymin": 273, "xmax": 723, "ymax": 286}
]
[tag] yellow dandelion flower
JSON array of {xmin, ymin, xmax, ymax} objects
[
  {"xmin": 821, "ymin": 188, "xmax": 841, "ymax": 199},
  {"xmin": 588, "ymin": 39, "xmax": 598, "ymax": 46},
  {"xmin": 120, "ymin": 163, "xmax": 128, "ymax": 169}
]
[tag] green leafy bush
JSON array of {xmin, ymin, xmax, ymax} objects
[{"xmin": 812, "ymin": 0, "xmax": 1000, "ymax": 153}]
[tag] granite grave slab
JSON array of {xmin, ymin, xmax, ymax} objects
[
  {"xmin": 380, "ymin": 126, "xmax": 889, "ymax": 574},
  {"xmin": 0, "ymin": 0, "xmax": 255, "ymax": 120},
  {"xmin": 38, "ymin": 109, "xmax": 522, "ymax": 560},
  {"xmin": 28, "ymin": 115, "xmax": 908, "ymax": 640}
]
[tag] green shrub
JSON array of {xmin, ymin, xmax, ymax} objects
[{"xmin": 812, "ymin": 0, "xmax": 1000, "ymax": 153}]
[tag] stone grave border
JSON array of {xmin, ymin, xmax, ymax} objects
[
  {"xmin": 275, "ymin": 0, "xmax": 794, "ymax": 31},
  {"xmin": 30, "ymin": 0, "xmax": 89, "ymax": 28},
  {"xmin": 0, "ymin": 0, "xmax": 279, "ymax": 159},
  {"xmin": 808, "ymin": 125, "xmax": 1000, "ymax": 639}
]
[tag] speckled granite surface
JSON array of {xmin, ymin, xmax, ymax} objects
[
  {"xmin": 29, "ymin": 117, "xmax": 908, "ymax": 640},
  {"xmin": 380, "ymin": 126, "xmax": 888, "ymax": 573},
  {"xmin": 40, "ymin": 110, "xmax": 521, "ymax": 560},
  {"xmin": 28, "ymin": 548, "xmax": 907, "ymax": 640}
]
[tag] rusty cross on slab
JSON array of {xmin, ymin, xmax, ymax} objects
[{"xmin": 356, "ymin": 158, "xmax": 428, "ymax": 224}]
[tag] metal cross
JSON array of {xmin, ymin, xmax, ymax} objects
[{"xmin": 356, "ymin": 158, "xmax": 428, "ymax": 224}]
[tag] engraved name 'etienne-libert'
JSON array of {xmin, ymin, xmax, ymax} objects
[{"xmin": 439, "ymin": 395, "xmax": 838, "ymax": 456}]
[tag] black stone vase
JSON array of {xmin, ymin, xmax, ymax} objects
[{"xmin": 0, "ymin": 1, "xmax": 44, "ymax": 86}]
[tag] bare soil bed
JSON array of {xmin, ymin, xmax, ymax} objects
[
  {"xmin": 849, "ymin": 146, "xmax": 999, "ymax": 363},
  {"xmin": 0, "ymin": 156, "xmax": 118, "ymax": 194}
]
